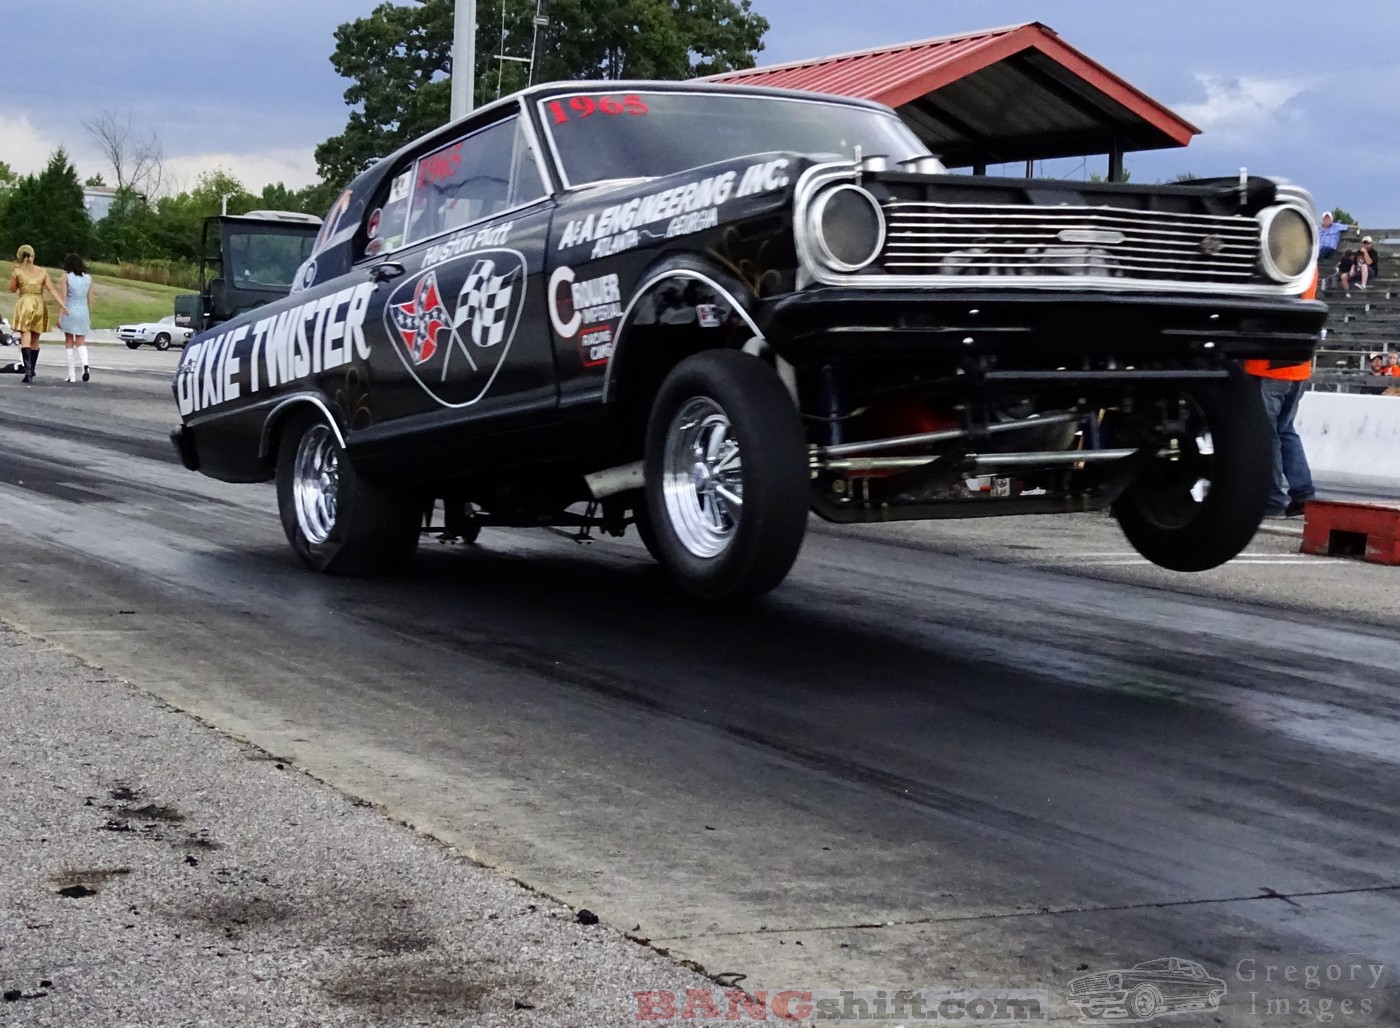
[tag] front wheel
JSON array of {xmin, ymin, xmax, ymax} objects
[
  {"xmin": 643, "ymin": 350, "xmax": 810, "ymax": 599},
  {"xmin": 125, "ymin": 340, "xmax": 141, "ymax": 350},
  {"xmin": 1114, "ymin": 364, "xmax": 1272, "ymax": 572},
  {"xmin": 1127, "ymin": 985, "xmax": 1162, "ymax": 1019},
  {"xmin": 154, "ymin": 333, "xmax": 172, "ymax": 351},
  {"xmin": 275, "ymin": 411, "xmax": 420, "ymax": 575}
]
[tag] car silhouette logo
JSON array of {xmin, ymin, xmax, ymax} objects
[{"xmin": 1066, "ymin": 957, "xmax": 1226, "ymax": 1022}]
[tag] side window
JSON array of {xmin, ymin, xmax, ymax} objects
[
  {"xmin": 405, "ymin": 116, "xmax": 547, "ymax": 245},
  {"xmin": 371, "ymin": 169, "xmax": 414, "ymax": 256}
]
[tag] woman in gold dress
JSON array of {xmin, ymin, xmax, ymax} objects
[{"xmin": 8, "ymin": 244, "xmax": 68, "ymax": 384}]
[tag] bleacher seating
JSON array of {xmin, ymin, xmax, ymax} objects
[{"xmin": 1314, "ymin": 228, "xmax": 1400, "ymax": 375}]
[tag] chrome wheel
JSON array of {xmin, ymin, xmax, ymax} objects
[
  {"xmin": 661, "ymin": 397, "xmax": 744, "ymax": 558},
  {"xmin": 292, "ymin": 424, "xmax": 339, "ymax": 545}
]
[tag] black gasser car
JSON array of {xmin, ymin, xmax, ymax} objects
[{"xmin": 171, "ymin": 81, "xmax": 1325, "ymax": 599}]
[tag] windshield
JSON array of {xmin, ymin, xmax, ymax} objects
[
  {"xmin": 540, "ymin": 90, "xmax": 929, "ymax": 187},
  {"xmin": 226, "ymin": 229, "xmax": 319, "ymax": 290}
]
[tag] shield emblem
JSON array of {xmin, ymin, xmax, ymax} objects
[{"xmin": 380, "ymin": 248, "xmax": 528, "ymax": 407}]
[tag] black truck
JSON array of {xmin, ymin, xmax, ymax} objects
[{"xmin": 174, "ymin": 210, "xmax": 322, "ymax": 334}]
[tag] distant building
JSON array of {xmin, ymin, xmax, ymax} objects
[{"xmin": 83, "ymin": 185, "xmax": 119, "ymax": 222}]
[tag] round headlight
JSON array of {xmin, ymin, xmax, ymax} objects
[
  {"xmin": 1258, "ymin": 205, "xmax": 1315, "ymax": 282},
  {"xmin": 808, "ymin": 185, "xmax": 886, "ymax": 272}
]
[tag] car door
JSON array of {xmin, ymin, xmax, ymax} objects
[{"xmin": 358, "ymin": 108, "xmax": 556, "ymax": 437}]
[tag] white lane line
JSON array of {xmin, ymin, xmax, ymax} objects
[{"xmin": 1076, "ymin": 558, "xmax": 1350, "ymax": 567}]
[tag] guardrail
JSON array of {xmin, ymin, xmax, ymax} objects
[{"xmin": 1309, "ymin": 370, "xmax": 1400, "ymax": 394}]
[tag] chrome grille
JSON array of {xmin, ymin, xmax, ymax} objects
[
  {"xmin": 1069, "ymin": 974, "xmax": 1113, "ymax": 995},
  {"xmin": 880, "ymin": 203, "xmax": 1261, "ymax": 285}
]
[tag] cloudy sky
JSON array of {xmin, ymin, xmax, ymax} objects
[{"xmin": 7, "ymin": 1, "xmax": 1400, "ymax": 223}]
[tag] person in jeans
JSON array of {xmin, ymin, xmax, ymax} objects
[
  {"xmin": 1244, "ymin": 271, "xmax": 1319, "ymax": 518},
  {"xmin": 1245, "ymin": 357, "xmax": 1315, "ymax": 517},
  {"xmin": 1343, "ymin": 236, "xmax": 1381, "ymax": 290}
]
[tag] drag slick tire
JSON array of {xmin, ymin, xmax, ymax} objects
[
  {"xmin": 275, "ymin": 410, "xmax": 420, "ymax": 575},
  {"xmin": 1113, "ymin": 364, "xmax": 1271, "ymax": 572},
  {"xmin": 643, "ymin": 350, "xmax": 809, "ymax": 600}
]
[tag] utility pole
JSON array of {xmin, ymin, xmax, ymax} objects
[
  {"xmin": 450, "ymin": 0, "xmax": 476, "ymax": 121},
  {"xmin": 529, "ymin": 0, "xmax": 549, "ymax": 86}
]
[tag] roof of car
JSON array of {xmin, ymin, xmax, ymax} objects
[
  {"xmin": 216, "ymin": 211, "xmax": 323, "ymax": 227},
  {"xmin": 339, "ymin": 79, "xmax": 894, "ymax": 201}
]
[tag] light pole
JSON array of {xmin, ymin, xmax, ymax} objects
[
  {"xmin": 451, "ymin": 0, "xmax": 476, "ymax": 121},
  {"xmin": 529, "ymin": 0, "xmax": 548, "ymax": 86}
]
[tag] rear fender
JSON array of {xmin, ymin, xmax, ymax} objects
[{"xmin": 259, "ymin": 393, "xmax": 347, "ymax": 465}]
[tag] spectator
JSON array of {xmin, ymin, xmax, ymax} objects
[
  {"xmin": 1332, "ymin": 249, "xmax": 1357, "ymax": 292},
  {"xmin": 7, "ymin": 244, "xmax": 67, "ymax": 384},
  {"xmin": 1318, "ymin": 211, "xmax": 1356, "ymax": 260},
  {"xmin": 1342, "ymin": 236, "xmax": 1381, "ymax": 292},
  {"xmin": 1361, "ymin": 353, "xmax": 1389, "ymax": 394},
  {"xmin": 1386, "ymin": 351, "xmax": 1400, "ymax": 376},
  {"xmin": 57, "ymin": 253, "xmax": 94, "ymax": 383}
]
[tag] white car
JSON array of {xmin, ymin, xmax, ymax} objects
[{"xmin": 118, "ymin": 315, "xmax": 194, "ymax": 351}]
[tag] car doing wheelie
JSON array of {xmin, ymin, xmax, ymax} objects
[{"xmin": 169, "ymin": 81, "xmax": 1325, "ymax": 599}]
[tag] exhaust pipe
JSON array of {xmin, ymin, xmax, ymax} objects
[{"xmin": 585, "ymin": 461, "xmax": 645, "ymax": 499}]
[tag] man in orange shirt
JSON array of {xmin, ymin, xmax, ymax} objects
[{"xmin": 1244, "ymin": 274, "xmax": 1318, "ymax": 518}]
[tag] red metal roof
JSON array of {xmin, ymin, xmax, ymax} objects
[{"xmin": 707, "ymin": 23, "xmax": 1198, "ymax": 167}]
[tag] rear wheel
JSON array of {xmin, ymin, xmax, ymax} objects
[
  {"xmin": 154, "ymin": 333, "xmax": 172, "ymax": 351},
  {"xmin": 1114, "ymin": 364, "xmax": 1271, "ymax": 571},
  {"xmin": 643, "ymin": 350, "xmax": 809, "ymax": 599},
  {"xmin": 275, "ymin": 411, "xmax": 420, "ymax": 575}
]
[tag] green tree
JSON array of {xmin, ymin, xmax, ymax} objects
[
  {"xmin": 252, "ymin": 180, "xmax": 344, "ymax": 219},
  {"xmin": 152, "ymin": 170, "xmax": 257, "ymax": 262},
  {"xmin": 1332, "ymin": 206, "xmax": 1359, "ymax": 227},
  {"xmin": 294, "ymin": 179, "xmax": 345, "ymax": 219},
  {"xmin": 85, "ymin": 173, "xmax": 108, "ymax": 187},
  {"xmin": 94, "ymin": 187, "xmax": 162, "ymax": 262},
  {"xmin": 315, "ymin": 0, "xmax": 768, "ymax": 186},
  {"xmin": 258, "ymin": 182, "xmax": 301, "ymax": 211},
  {"xmin": 0, "ymin": 149, "xmax": 93, "ymax": 263}
]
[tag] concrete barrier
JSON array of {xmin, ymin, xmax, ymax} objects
[{"xmin": 1297, "ymin": 391, "xmax": 1400, "ymax": 488}]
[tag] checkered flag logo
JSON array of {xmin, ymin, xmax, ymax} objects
[{"xmin": 454, "ymin": 259, "xmax": 518, "ymax": 348}]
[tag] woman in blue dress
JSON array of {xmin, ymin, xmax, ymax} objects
[{"xmin": 58, "ymin": 253, "xmax": 94, "ymax": 383}]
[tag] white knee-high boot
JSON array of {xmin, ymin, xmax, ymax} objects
[
  {"xmin": 65, "ymin": 348, "xmax": 76, "ymax": 382},
  {"xmin": 77, "ymin": 345, "xmax": 90, "ymax": 382}
]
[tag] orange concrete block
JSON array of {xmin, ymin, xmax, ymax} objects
[{"xmin": 1300, "ymin": 500, "xmax": 1400, "ymax": 565}]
